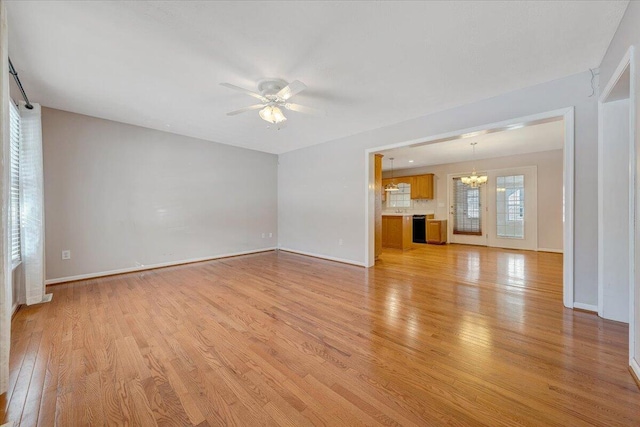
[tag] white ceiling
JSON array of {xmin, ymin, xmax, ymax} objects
[
  {"xmin": 5, "ymin": 1, "xmax": 628, "ymax": 154},
  {"xmin": 379, "ymin": 119, "xmax": 565, "ymax": 171}
]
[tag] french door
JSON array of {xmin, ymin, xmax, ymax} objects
[
  {"xmin": 448, "ymin": 166, "xmax": 537, "ymax": 250},
  {"xmin": 486, "ymin": 166, "xmax": 537, "ymax": 250},
  {"xmin": 449, "ymin": 175, "xmax": 487, "ymax": 246}
]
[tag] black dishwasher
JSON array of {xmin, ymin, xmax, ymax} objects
[{"xmin": 412, "ymin": 215, "xmax": 426, "ymax": 243}]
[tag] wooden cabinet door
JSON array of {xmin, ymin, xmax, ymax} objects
[
  {"xmin": 381, "ymin": 216, "xmax": 389, "ymax": 247},
  {"xmin": 382, "ymin": 216, "xmax": 404, "ymax": 249},
  {"xmin": 387, "ymin": 217, "xmax": 403, "ymax": 248},
  {"xmin": 427, "ymin": 221, "xmax": 440, "ymax": 243},
  {"xmin": 412, "ymin": 174, "xmax": 434, "ymax": 199},
  {"xmin": 427, "ymin": 220, "xmax": 447, "ymax": 244}
]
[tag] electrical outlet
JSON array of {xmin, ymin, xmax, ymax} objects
[
  {"xmin": 338, "ymin": 239, "xmax": 344, "ymax": 246},
  {"xmin": 269, "ymin": 232, "xmax": 273, "ymax": 238},
  {"xmin": 261, "ymin": 233, "xmax": 266, "ymax": 238},
  {"xmin": 62, "ymin": 250, "xmax": 71, "ymax": 260}
]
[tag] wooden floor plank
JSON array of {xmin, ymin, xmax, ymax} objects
[{"xmin": 3, "ymin": 245, "xmax": 640, "ymax": 426}]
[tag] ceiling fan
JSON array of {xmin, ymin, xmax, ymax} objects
[{"xmin": 220, "ymin": 79, "xmax": 320, "ymax": 125}]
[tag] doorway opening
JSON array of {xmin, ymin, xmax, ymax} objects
[
  {"xmin": 597, "ymin": 46, "xmax": 637, "ymax": 377},
  {"xmin": 364, "ymin": 108, "xmax": 575, "ymax": 308}
]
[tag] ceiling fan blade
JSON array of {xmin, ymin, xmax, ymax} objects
[
  {"xmin": 220, "ymin": 83, "xmax": 268, "ymax": 102},
  {"xmin": 277, "ymin": 80, "xmax": 307, "ymax": 100},
  {"xmin": 226, "ymin": 104, "xmax": 265, "ymax": 116},
  {"xmin": 284, "ymin": 103, "xmax": 324, "ymax": 116}
]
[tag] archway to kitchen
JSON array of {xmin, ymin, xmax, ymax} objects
[{"xmin": 364, "ymin": 108, "xmax": 574, "ymax": 308}]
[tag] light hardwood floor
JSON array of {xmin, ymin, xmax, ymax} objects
[{"xmin": 2, "ymin": 245, "xmax": 639, "ymax": 426}]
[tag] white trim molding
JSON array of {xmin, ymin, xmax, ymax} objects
[
  {"xmin": 365, "ymin": 107, "xmax": 575, "ymax": 309},
  {"xmin": 631, "ymin": 358, "xmax": 640, "ymax": 384},
  {"xmin": 537, "ymin": 248, "xmax": 563, "ymax": 254},
  {"xmin": 278, "ymin": 248, "xmax": 367, "ymax": 267},
  {"xmin": 573, "ymin": 302, "xmax": 598, "ymax": 313},
  {"xmin": 45, "ymin": 247, "xmax": 277, "ymax": 285}
]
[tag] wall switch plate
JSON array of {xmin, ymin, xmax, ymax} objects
[
  {"xmin": 62, "ymin": 250, "xmax": 71, "ymax": 260},
  {"xmin": 269, "ymin": 232, "xmax": 273, "ymax": 238},
  {"xmin": 261, "ymin": 233, "xmax": 266, "ymax": 238},
  {"xmin": 338, "ymin": 239, "xmax": 344, "ymax": 246}
]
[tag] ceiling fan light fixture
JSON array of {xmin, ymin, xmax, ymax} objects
[{"xmin": 259, "ymin": 105, "xmax": 287, "ymax": 124}]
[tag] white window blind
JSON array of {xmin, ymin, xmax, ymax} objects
[
  {"xmin": 452, "ymin": 178, "xmax": 482, "ymax": 235},
  {"xmin": 9, "ymin": 102, "xmax": 21, "ymax": 263}
]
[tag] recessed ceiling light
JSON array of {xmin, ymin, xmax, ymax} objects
[{"xmin": 408, "ymin": 160, "xmax": 414, "ymax": 163}]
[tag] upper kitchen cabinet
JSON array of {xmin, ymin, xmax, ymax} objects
[
  {"xmin": 382, "ymin": 177, "xmax": 413, "ymax": 202},
  {"xmin": 383, "ymin": 176, "xmax": 414, "ymax": 186},
  {"xmin": 411, "ymin": 174, "xmax": 434, "ymax": 199}
]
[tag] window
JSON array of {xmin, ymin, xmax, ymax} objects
[
  {"xmin": 496, "ymin": 175, "xmax": 524, "ymax": 239},
  {"xmin": 452, "ymin": 178, "xmax": 482, "ymax": 235},
  {"xmin": 507, "ymin": 189, "xmax": 524, "ymax": 221},
  {"xmin": 387, "ymin": 183, "xmax": 411, "ymax": 208},
  {"xmin": 466, "ymin": 188, "xmax": 480, "ymax": 219},
  {"xmin": 9, "ymin": 102, "xmax": 21, "ymax": 263}
]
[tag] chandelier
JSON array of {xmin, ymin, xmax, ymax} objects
[{"xmin": 460, "ymin": 142, "xmax": 488, "ymax": 188}]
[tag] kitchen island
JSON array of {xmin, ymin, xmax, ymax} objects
[{"xmin": 381, "ymin": 214, "xmax": 413, "ymax": 250}]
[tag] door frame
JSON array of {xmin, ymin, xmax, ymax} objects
[
  {"xmin": 446, "ymin": 171, "xmax": 488, "ymax": 247},
  {"xmin": 446, "ymin": 165, "xmax": 538, "ymax": 250},
  {"xmin": 597, "ymin": 46, "xmax": 636, "ymax": 370},
  {"xmin": 364, "ymin": 107, "xmax": 575, "ymax": 308},
  {"xmin": 486, "ymin": 165, "xmax": 538, "ymax": 251}
]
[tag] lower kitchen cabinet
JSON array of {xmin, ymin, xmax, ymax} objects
[
  {"xmin": 427, "ymin": 220, "xmax": 447, "ymax": 244},
  {"xmin": 382, "ymin": 215, "xmax": 413, "ymax": 250}
]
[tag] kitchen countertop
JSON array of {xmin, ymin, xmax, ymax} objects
[{"xmin": 382, "ymin": 212, "xmax": 435, "ymax": 217}]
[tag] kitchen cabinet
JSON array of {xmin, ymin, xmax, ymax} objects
[
  {"xmin": 382, "ymin": 174, "xmax": 434, "ymax": 200},
  {"xmin": 427, "ymin": 219, "xmax": 447, "ymax": 244},
  {"xmin": 382, "ymin": 176, "xmax": 413, "ymax": 203},
  {"xmin": 382, "ymin": 215, "xmax": 413, "ymax": 250},
  {"xmin": 411, "ymin": 174, "xmax": 434, "ymax": 199}
]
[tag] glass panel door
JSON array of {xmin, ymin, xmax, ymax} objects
[
  {"xmin": 496, "ymin": 175, "xmax": 525, "ymax": 239},
  {"xmin": 453, "ymin": 178, "xmax": 482, "ymax": 235},
  {"xmin": 449, "ymin": 176, "xmax": 487, "ymax": 246},
  {"xmin": 487, "ymin": 166, "xmax": 537, "ymax": 251}
]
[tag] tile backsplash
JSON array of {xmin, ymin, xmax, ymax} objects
[{"xmin": 382, "ymin": 198, "xmax": 439, "ymax": 215}]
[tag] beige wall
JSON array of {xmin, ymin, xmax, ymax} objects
[
  {"xmin": 384, "ymin": 149, "xmax": 564, "ymax": 251},
  {"xmin": 42, "ymin": 108, "xmax": 278, "ymax": 281}
]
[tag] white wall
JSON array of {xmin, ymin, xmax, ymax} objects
[
  {"xmin": 600, "ymin": 99, "xmax": 629, "ymax": 323},
  {"xmin": 383, "ymin": 150, "xmax": 563, "ymax": 251},
  {"xmin": 598, "ymin": 0, "xmax": 639, "ymax": 369},
  {"xmin": 279, "ymin": 70, "xmax": 597, "ymax": 305},
  {"xmin": 42, "ymin": 108, "xmax": 278, "ymax": 281}
]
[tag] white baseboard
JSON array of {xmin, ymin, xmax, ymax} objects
[
  {"xmin": 630, "ymin": 358, "xmax": 640, "ymax": 384},
  {"xmin": 278, "ymin": 247, "xmax": 366, "ymax": 267},
  {"xmin": 537, "ymin": 248, "xmax": 564, "ymax": 254},
  {"xmin": 573, "ymin": 302, "xmax": 598, "ymax": 312},
  {"xmin": 45, "ymin": 247, "xmax": 277, "ymax": 285}
]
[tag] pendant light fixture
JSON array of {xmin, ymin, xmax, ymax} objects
[
  {"xmin": 385, "ymin": 157, "xmax": 400, "ymax": 192},
  {"xmin": 460, "ymin": 142, "xmax": 488, "ymax": 188}
]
